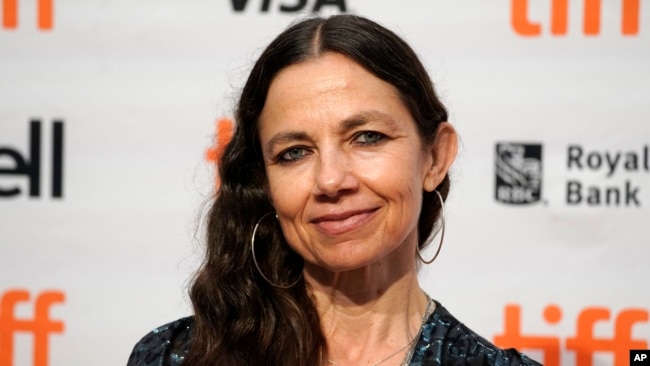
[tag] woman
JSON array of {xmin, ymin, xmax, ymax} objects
[{"xmin": 128, "ymin": 15, "xmax": 541, "ymax": 366}]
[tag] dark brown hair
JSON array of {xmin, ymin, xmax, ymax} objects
[{"xmin": 186, "ymin": 14, "xmax": 450, "ymax": 366}]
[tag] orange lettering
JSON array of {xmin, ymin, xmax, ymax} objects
[
  {"xmin": 1, "ymin": 0, "xmax": 53, "ymax": 30},
  {"xmin": 38, "ymin": 0, "xmax": 52, "ymax": 30},
  {"xmin": 622, "ymin": 0, "xmax": 640, "ymax": 35},
  {"xmin": 0, "ymin": 289, "xmax": 65, "ymax": 366},
  {"xmin": 0, "ymin": 290, "xmax": 28, "ymax": 366},
  {"xmin": 205, "ymin": 117, "xmax": 235, "ymax": 190},
  {"xmin": 495, "ymin": 304, "xmax": 649, "ymax": 365},
  {"xmin": 494, "ymin": 304, "xmax": 560, "ymax": 366},
  {"xmin": 2, "ymin": 0, "xmax": 17, "ymax": 29},
  {"xmin": 613, "ymin": 309, "xmax": 648, "ymax": 366},
  {"xmin": 584, "ymin": 0, "xmax": 601, "ymax": 35},
  {"xmin": 583, "ymin": 0, "xmax": 640, "ymax": 36},
  {"xmin": 33, "ymin": 292, "xmax": 64, "ymax": 366},
  {"xmin": 512, "ymin": 0, "xmax": 641, "ymax": 36},
  {"xmin": 565, "ymin": 307, "xmax": 610, "ymax": 366},
  {"xmin": 511, "ymin": 0, "xmax": 542, "ymax": 36},
  {"xmin": 565, "ymin": 307, "xmax": 648, "ymax": 366},
  {"xmin": 551, "ymin": 0, "xmax": 569, "ymax": 35}
]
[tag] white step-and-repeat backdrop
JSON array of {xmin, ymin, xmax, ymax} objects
[{"xmin": 1, "ymin": 1, "xmax": 649, "ymax": 365}]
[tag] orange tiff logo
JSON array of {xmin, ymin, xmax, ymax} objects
[
  {"xmin": 0, "ymin": 290, "xmax": 64, "ymax": 366},
  {"xmin": 2, "ymin": 0, "xmax": 53, "ymax": 30},
  {"xmin": 205, "ymin": 117, "xmax": 235, "ymax": 191},
  {"xmin": 511, "ymin": 0, "xmax": 641, "ymax": 36},
  {"xmin": 494, "ymin": 304, "xmax": 649, "ymax": 366}
]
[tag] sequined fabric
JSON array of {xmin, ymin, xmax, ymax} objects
[
  {"xmin": 127, "ymin": 301, "xmax": 541, "ymax": 366},
  {"xmin": 407, "ymin": 303, "xmax": 541, "ymax": 365},
  {"xmin": 127, "ymin": 317, "xmax": 192, "ymax": 366}
]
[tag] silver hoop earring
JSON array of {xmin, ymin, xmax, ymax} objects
[
  {"xmin": 251, "ymin": 212, "xmax": 302, "ymax": 288},
  {"xmin": 417, "ymin": 190, "xmax": 446, "ymax": 264}
]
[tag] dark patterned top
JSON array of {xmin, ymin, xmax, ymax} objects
[{"xmin": 127, "ymin": 301, "xmax": 541, "ymax": 366}]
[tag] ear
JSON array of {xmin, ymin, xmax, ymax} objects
[{"xmin": 423, "ymin": 122, "xmax": 458, "ymax": 192}]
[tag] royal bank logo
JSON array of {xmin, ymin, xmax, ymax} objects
[{"xmin": 495, "ymin": 142, "xmax": 543, "ymax": 205}]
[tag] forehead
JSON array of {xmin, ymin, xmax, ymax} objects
[{"xmin": 259, "ymin": 52, "xmax": 409, "ymax": 127}]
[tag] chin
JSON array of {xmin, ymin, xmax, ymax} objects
[{"xmin": 312, "ymin": 249, "xmax": 393, "ymax": 273}]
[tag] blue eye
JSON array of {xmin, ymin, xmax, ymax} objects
[
  {"xmin": 355, "ymin": 131, "xmax": 384, "ymax": 145},
  {"xmin": 280, "ymin": 147, "xmax": 308, "ymax": 162}
]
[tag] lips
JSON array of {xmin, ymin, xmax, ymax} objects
[{"xmin": 310, "ymin": 208, "xmax": 379, "ymax": 236}]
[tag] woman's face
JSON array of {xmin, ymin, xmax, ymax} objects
[{"xmin": 258, "ymin": 52, "xmax": 446, "ymax": 272}]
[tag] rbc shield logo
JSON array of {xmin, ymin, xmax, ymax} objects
[{"xmin": 495, "ymin": 142, "xmax": 543, "ymax": 205}]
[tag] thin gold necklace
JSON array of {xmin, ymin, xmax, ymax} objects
[
  {"xmin": 326, "ymin": 337, "xmax": 415, "ymax": 366},
  {"xmin": 326, "ymin": 296, "xmax": 433, "ymax": 366}
]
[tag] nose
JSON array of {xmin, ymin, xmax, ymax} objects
[{"xmin": 312, "ymin": 149, "xmax": 358, "ymax": 198}]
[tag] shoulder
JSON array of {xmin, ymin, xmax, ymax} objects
[
  {"xmin": 127, "ymin": 316, "xmax": 194, "ymax": 366},
  {"xmin": 410, "ymin": 301, "xmax": 541, "ymax": 366}
]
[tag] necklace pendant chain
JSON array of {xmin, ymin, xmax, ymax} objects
[
  {"xmin": 327, "ymin": 337, "xmax": 413, "ymax": 366},
  {"xmin": 327, "ymin": 338, "xmax": 413, "ymax": 365}
]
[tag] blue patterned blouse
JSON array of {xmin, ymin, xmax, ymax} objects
[{"xmin": 127, "ymin": 301, "xmax": 541, "ymax": 366}]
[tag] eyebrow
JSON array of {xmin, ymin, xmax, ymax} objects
[
  {"xmin": 338, "ymin": 111, "xmax": 399, "ymax": 133},
  {"xmin": 264, "ymin": 131, "xmax": 311, "ymax": 156},
  {"xmin": 263, "ymin": 110, "xmax": 400, "ymax": 155}
]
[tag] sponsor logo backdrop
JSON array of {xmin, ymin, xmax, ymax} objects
[{"xmin": 1, "ymin": 1, "xmax": 648, "ymax": 365}]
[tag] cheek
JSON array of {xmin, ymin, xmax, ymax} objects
[
  {"xmin": 365, "ymin": 150, "xmax": 424, "ymax": 201},
  {"xmin": 374, "ymin": 157, "xmax": 425, "ymax": 229},
  {"xmin": 267, "ymin": 176, "xmax": 315, "ymax": 258},
  {"xmin": 395, "ymin": 181, "xmax": 422, "ymax": 226},
  {"xmin": 267, "ymin": 169, "xmax": 309, "ymax": 219}
]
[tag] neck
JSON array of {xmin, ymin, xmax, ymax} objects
[{"xmin": 304, "ymin": 245, "xmax": 430, "ymax": 365}]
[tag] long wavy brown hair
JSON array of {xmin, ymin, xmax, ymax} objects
[{"xmin": 186, "ymin": 14, "xmax": 450, "ymax": 366}]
